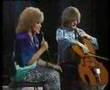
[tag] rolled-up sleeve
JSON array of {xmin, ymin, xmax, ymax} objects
[
  {"xmin": 78, "ymin": 29, "xmax": 99, "ymax": 49},
  {"xmin": 90, "ymin": 37, "xmax": 99, "ymax": 49},
  {"xmin": 56, "ymin": 28, "xmax": 78, "ymax": 47}
]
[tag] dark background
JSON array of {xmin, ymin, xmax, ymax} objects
[{"xmin": 2, "ymin": 0, "xmax": 109, "ymax": 89}]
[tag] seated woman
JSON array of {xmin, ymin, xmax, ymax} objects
[{"xmin": 11, "ymin": 7, "xmax": 62, "ymax": 90}]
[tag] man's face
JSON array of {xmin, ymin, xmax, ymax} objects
[{"xmin": 68, "ymin": 20, "xmax": 79, "ymax": 28}]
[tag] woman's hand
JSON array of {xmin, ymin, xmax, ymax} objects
[
  {"xmin": 51, "ymin": 64, "xmax": 63, "ymax": 72},
  {"xmin": 41, "ymin": 40, "xmax": 48, "ymax": 51},
  {"xmin": 46, "ymin": 62, "xmax": 63, "ymax": 72}
]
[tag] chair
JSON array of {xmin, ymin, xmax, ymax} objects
[{"xmin": 3, "ymin": 53, "xmax": 45, "ymax": 90}]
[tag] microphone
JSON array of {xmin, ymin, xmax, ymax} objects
[
  {"xmin": 41, "ymin": 31, "xmax": 47, "ymax": 48},
  {"xmin": 41, "ymin": 31, "xmax": 51, "ymax": 60}
]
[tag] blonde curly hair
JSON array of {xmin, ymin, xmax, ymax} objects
[
  {"xmin": 16, "ymin": 7, "xmax": 44, "ymax": 33},
  {"xmin": 61, "ymin": 6, "xmax": 81, "ymax": 26}
]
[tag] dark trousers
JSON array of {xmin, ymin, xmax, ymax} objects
[{"xmin": 60, "ymin": 63, "xmax": 90, "ymax": 90}]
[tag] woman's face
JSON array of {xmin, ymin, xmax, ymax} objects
[{"xmin": 32, "ymin": 22, "xmax": 42, "ymax": 34}]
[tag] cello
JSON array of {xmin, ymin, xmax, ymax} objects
[{"xmin": 72, "ymin": 37, "xmax": 109, "ymax": 89}]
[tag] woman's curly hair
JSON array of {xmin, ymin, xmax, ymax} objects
[{"xmin": 16, "ymin": 7, "xmax": 44, "ymax": 33}]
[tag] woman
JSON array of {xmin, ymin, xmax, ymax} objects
[
  {"xmin": 56, "ymin": 6, "xmax": 98, "ymax": 90},
  {"xmin": 12, "ymin": 7, "xmax": 62, "ymax": 90}
]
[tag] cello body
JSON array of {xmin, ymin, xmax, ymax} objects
[{"xmin": 72, "ymin": 37, "xmax": 109, "ymax": 89}]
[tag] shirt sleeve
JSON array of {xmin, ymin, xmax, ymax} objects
[
  {"xmin": 90, "ymin": 37, "xmax": 99, "ymax": 49},
  {"xmin": 15, "ymin": 37, "xmax": 23, "ymax": 67},
  {"xmin": 78, "ymin": 28, "xmax": 99, "ymax": 49},
  {"xmin": 56, "ymin": 28, "xmax": 78, "ymax": 45},
  {"xmin": 15, "ymin": 35, "xmax": 32, "ymax": 67}
]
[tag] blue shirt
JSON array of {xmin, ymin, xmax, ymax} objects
[
  {"xmin": 56, "ymin": 27, "xmax": 98, "ymax": 64},
  {"xmin": 15, "ymin": 32, "xmax": 42, "ymax": 67}
]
